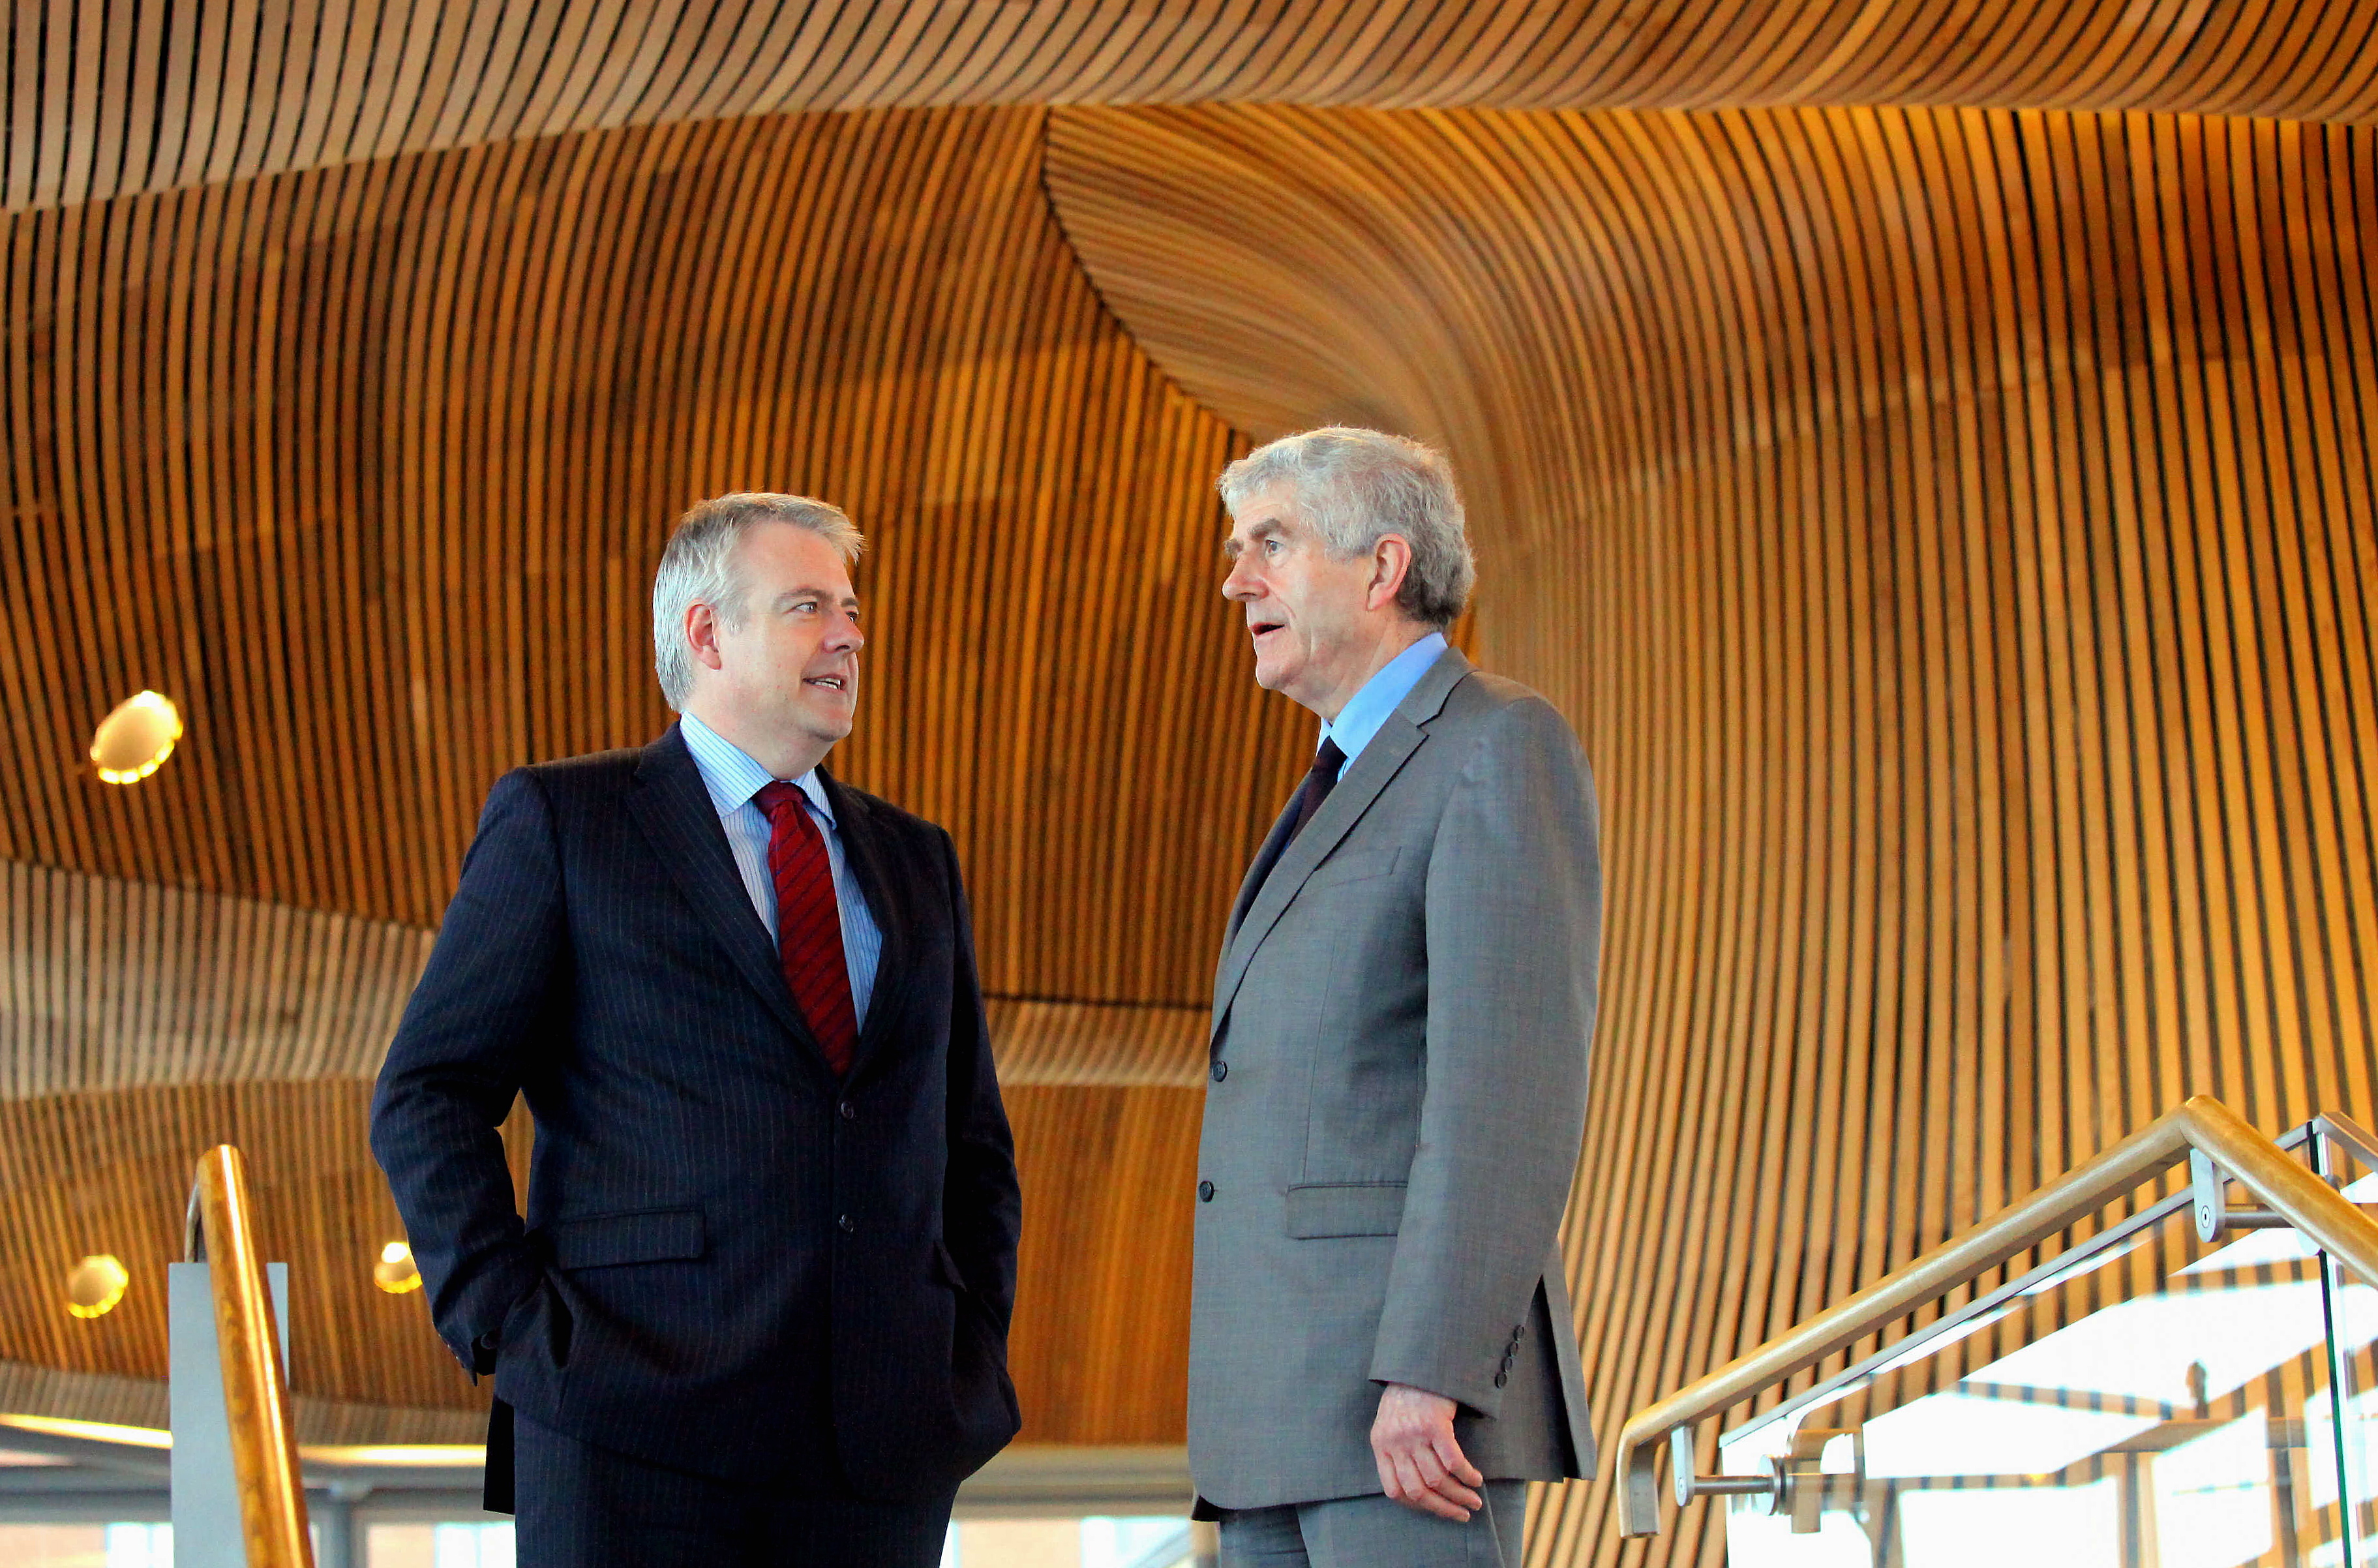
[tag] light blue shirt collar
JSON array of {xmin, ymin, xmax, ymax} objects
[
  {"xmin": 678, "ymin": 711, "xmax": 835, "ymax": 826},
  {"xmin": 1319, "ymin": 631, "xmax": 1449, "ymax": 767}
]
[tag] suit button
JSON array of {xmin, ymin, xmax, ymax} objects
[
  {"xmin": 839, "ymin": 1100, "xmax": 857, "ymax": 1121},
  {"xmin": 1211, "ymin": 1061, "xmax": 1227, "ymax": 1082},
  {"xmin": 1494, "ymin": 1369, "xmax": 1509, "ymax": 1389},
  {"xmin": 837, "ymin": 1214, "xmax": 856, "ymax": 1235},
  {"xmin": 1198, "ymin": 1181, "xmax": 1216, "ymax": 1203}
]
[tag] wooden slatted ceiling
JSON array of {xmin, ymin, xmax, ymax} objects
[
  {"xmin": 0, "ymin": 102, "xmax": 1251, "ymax": 1456},
  {"xmin": 0, "ymin": 859, "xmax": 1211, "ymax": 1098},
  {"xmin": 0, "ymin": 1078, "xmax": 1200, "ymax": 1442},
  {"xmin": 0, "ymin": 102, "xmax": 1307, "ymax": 1010},
  {"xmin": 9, "ymin": 4, "xmax": 2378, "ymax": 1555},
  {"xmin": 18, "ymin": 1, "xmax": 2378, "ymax": 213},
  {"xmin": 0, "ymin": 859, "xmax": 431, "ymax": 1100},
  {"xmin": 1044, "ymin": 102, "xmax": 2378, "ymax": 1563}
]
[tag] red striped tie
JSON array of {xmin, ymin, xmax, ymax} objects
[{"xmin": 755, "ymin": 782, "xmax": 860, "ymax": 1075}]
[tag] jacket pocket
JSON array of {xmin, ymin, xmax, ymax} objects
[
  {"xmin": 549, "ymin": 1207, "xmax": 705, "ymax": 1270},
  {"xmin": 937, "ymin": 1239, "xmax": 1010, "ymax": 1347},
  {"xmin": 1285, "ymin": 1181, "xmax": 1407, "ymax": 1238},
  {"xmin": 497, "ymin": 1274, "xmax": 573, "ymax": 1372},
  {"xmin": 1304, "ymin": 847, "xmax": 1400, "ymax": 892}
]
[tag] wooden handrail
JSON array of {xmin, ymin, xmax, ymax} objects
[
  {"xmin": 187, "ymin": 1145, "xmax": 316, "ymax": 1567},
  {"xmin": 1616, "ymin": 1095, "xmax": 2378, "ymax": 1537}
]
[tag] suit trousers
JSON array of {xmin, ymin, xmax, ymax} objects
[
  {"xmin": 511, "ymin": 1410, "xmax": 956, "ymax": 1567},
  {"xmin": 1217, "ymin": 1482, "xmax": 1526, "ymax": 1568}
]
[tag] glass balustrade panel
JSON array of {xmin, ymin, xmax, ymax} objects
[
  {"xmin": 2315, "ymin": 1134, "xmax": 2378, "ymax": 1568},
  {"xmin": 1719, "ymin": 1198, "xmax": 2345, "ymax": 1568}
]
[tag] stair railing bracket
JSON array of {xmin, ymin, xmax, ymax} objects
[{"xmin": 1667, "ymin": 1423, "xmax": 1784, "ymax": 1513}]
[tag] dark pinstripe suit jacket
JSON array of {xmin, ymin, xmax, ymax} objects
[{"xmin": 369, "ymin": 724, "xmax": 1022, "ymax": 1497}]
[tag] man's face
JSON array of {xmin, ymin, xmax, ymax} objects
[
  {"xmin": 1222, "ymin": 481, "xmax": 1381, "ymax": 713},
  {"xmin": 708, "ymin": 522, "xmax": 864, "ymax": 755}
]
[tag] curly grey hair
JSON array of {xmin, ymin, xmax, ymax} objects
[{"xmin": 652, "ymin": 493, "xmax": 864, "ymax": 710}]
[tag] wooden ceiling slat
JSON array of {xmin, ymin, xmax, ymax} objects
[{"xmin": 5, "ymin": 219, "xmax": 77, "ymax": 873}]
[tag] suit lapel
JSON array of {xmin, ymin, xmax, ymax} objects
[
  {"xmin": 819, "ymin": 769, "xmax": 915, "ymax": 1075},
  {"xmin": 1209, "ymin": 722, "xmax": 1426, "ymax": 1042},
  {"xmin": 624, "ymin": 726, "xmax": 822, "ymax": 1057},
  {"xmin": 1209, "ymin": 646, "xmax": 1475, "ymax": 1043}
]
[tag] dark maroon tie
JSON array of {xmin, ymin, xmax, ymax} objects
[
  {"xmin": 1246, "ymin": 738, "xmax": 1347, "ymax": 900},
  {"xmin": 754, "ymin": 781, "xmax": 860, "ymax": 1075}
]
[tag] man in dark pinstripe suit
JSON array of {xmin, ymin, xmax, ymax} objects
[{"xmin": 372, "ymin": 493, "xmax": 1021, "ymax": 1566}]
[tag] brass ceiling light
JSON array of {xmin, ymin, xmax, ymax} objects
[
  {"xmin": 90, "ymin": 691, "xmax": 185, "ymax": 784},
  {"xmin": 374, "ymin": 1241, "xmax": 423, "ymax": 1295},
  {"xmin": 66, "ymin": 1255, "xmax": 129, "ymax": 1319}
]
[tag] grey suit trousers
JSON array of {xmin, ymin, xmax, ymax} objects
[{"xmin": 1218, "ymin": 1483, "xmax": 1527, "ymax": 1568}]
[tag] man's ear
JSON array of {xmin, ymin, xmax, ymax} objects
[
  {"xmin": 1367, "ymin": 535, "xmax": 1415, "ymax": 614},
  {"xmin": 685, "ymin": 601, "xmax": 727, "ymax": 673}
]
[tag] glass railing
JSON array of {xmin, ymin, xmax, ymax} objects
[
  {"xmin": 2319, "ymin": 1125, "xmax": 2378, "ymax": 1568},
  {"xmin": 1616, "ymin": 1099, "xmax": 2378, "ymax": 1568}
]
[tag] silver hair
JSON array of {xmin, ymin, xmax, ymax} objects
[
  {"xmin": 1217, "ymin": 427, "xmax": 1475, "ymax": 627},
  {"xmin": 652, "ymin": 492, "xmax": 865, "ymax": 710}
]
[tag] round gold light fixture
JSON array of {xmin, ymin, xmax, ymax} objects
[
  {"xmin": 90, "ymin": 691, "xmax": 184, "ymax": 784},
  {"xmin": 374, "ymin": 1241, "xmax": 423, "ymax": 1295},
  {"xmin": 66, "ymin": 1255, "xmax": 129, "ymax": 1319}
]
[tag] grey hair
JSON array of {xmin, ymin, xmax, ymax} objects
[
  {"xmin": 652, "ymin": 492, "xmax": 865, "ymax": 710},
  {"xmin": 1217, "ymin": 427, "xmax": 1475, "ymax": 627}
]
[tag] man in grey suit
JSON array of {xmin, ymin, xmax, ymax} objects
[{"xmin": 1194, "ymin": 428, "xmax": 1599, "ymax": 1566}]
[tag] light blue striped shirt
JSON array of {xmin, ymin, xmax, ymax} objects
[
  {"xmin": 678, "ymin": 712, "xmax": 882, "ymax": 1026},
  {"xmin": 1320, "ymin": 632, "xmax": 1449, "ymax": 766}
]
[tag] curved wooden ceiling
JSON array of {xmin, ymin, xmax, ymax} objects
[
  {"xmin": 12, "ymin": 0, "xmax": 2378, "ymax": 213},
  {"xmin": 3, "ymin": 860, "xmax": 429, "ymax": 1101},
  {"xmin": 1045, "ymin": 97, "xmax": 2378, "ymax": 1561},
  {"xmin": 1, "ymin": 860, "xmax": 1207, "ymax": 1102},
  {"xmin": 0, "ymin": 93, "xmax": 1268, "ymax": 1454},
  {"xmin": 0, "ymin": 100, "xmax": 1304, "ymax": 1003},
  {"xmin": 7, "ymin": 4, "xmax": 2378, "ymax": 1560}
]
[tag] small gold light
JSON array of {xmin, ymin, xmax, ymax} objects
[
  {"xmin": 90, "ymin": 691, "xmax": 185, "ymax": 784},
  {"xmin": 374, "ymin": 1241, "xmax": 423, "ymax": 1295},
  {"xmin": 66, "ymin": 1254, "xmax": 129, "ymax": 1319}
]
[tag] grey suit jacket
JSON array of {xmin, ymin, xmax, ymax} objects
[{"xmin": 1188, "ymin": 646, "xmax": 1600, "ymax": 1512}]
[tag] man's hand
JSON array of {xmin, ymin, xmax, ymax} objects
[{"xmin": 1370, "ymin": 1383, "xmax": 1484, "ymax": 1520}]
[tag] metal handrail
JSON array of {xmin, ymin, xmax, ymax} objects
[
  {"xmin": 1615, "ymin": 1094, "xmax": 2378, "ymax": 1537},
  {"xmin": 186, "ymin": 1145, "xmax": 316, "ymax": 1567}
]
